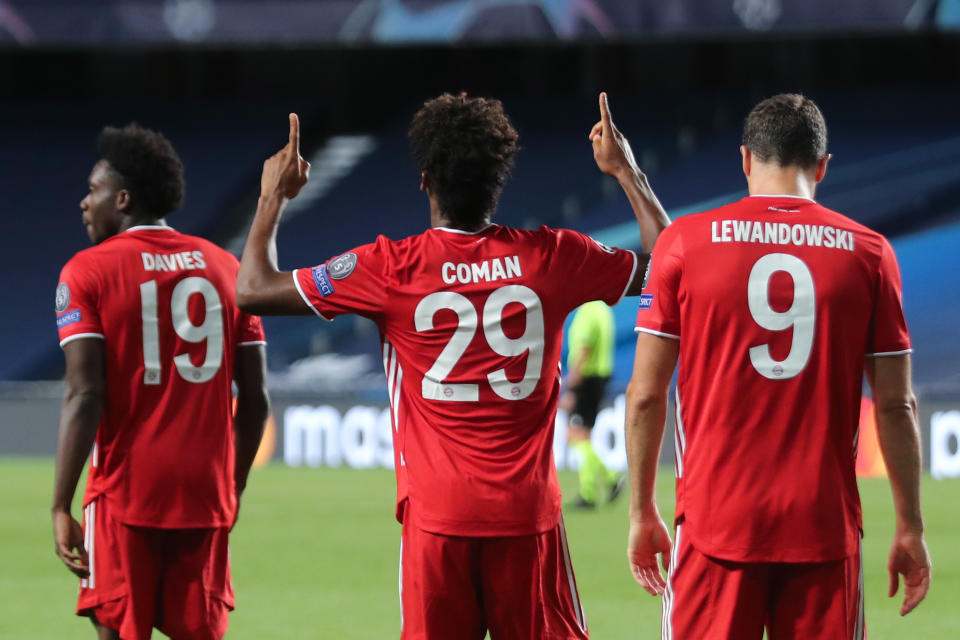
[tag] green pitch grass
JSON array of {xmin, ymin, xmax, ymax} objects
[{"xmin": 1, "ymin": 459, "xmax": 957, "ymax": 639}]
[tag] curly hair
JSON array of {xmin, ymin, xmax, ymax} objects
[
  {"xmin": 97, "ymin": 123, "xmax": 185, "ymax": 217},
  {"xmin": 742, "ymin": 94, "xmax": 827, "ymax": 168},
  {"xmin": 408, "ymin": 93, "xmax": 519, "ymax": 228}
]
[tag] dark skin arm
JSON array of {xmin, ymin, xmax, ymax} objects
[
  {"xmin": 233, "ymin": 344, "xmax": 270, "ymax": 516},
  {"xmin": 864, "ymin": 354, "xmax": 932, "ymax": 615},
  {"xmin": 236, "ymin": 114, "xmax": 313, "ymax": 315},
  {"xmin": 589, "ymin": 92, "xmax": 671, "ymax": 295},
  {"xmin": 51, "ymin": 338, "xmax": 105, "ymax": 578}
]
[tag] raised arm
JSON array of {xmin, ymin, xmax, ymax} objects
[
  {"xmin": 236, "ymin": 113, "xmax": 315, "ymax": 316},
  {"xmin": 864, "ymin": 353, "xmax": 931, "ymax": 616},
  {"xmin": 624, "ymin": 331, "xmax": 679, "ymax": 595},
  {"xmin": 51, "ymin": 338, "xmax": 105, "ymax": 578},
  {"xmin": 589, "ymin": 92, "xmax": 670, "ymax": 295}
]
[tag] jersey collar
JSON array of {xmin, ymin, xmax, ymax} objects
[
  {"xmin": 124, "ymin": 225, "xmax": 176, "ymax": 233},
  {"xmin": 748, "ymin": 194, "xmax": 816, "ymax": 203},
  {"xmin": 433, "ymin": 223, "xmax": 497, "ymax": 235}
]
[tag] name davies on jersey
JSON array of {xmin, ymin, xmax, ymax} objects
[
  {"xmin": 141, "ymin": 250, "xmax": 208, "ymax": 272},
  {"xmin": 441, "ymin": 255, "xmax": 522, "ymax": 285},
  {"xmin": 711, "ymin": 220, "xmax": 855, "ymax": 251}
]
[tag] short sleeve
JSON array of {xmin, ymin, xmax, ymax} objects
[
  {"xmin": 238, "ymin": 312, "xmax": 266, "ymax": 346},
  {"xmin": 55, "ymin": 255, "xmax": 105, "ymax": 348},
  {"xmin": 634, "ymin": 224, "xmax": 682, "ymax": 340},
  {"xmin": 551, "ymin": 228, "xmax": 637, "ymax": 310},
  {"xmin": 866, "ymin": 238, "xmax": 911, "ymax": 356},
  {"xmin": 293, "ymin": 240, "xmax": 388, "ymax": 321}
]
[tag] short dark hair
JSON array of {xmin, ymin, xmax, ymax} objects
[
  {"xmin": 742, "ymin": 94, "xmax": 827, "ymax": 168},
  {"xmin": 408, "ymin": 93, "xmax": 519, "ymax": 228},
  {"xmin": 97, "ymin": 123, "xmax": 185, "ymax": 217}
]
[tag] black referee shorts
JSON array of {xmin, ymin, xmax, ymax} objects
[{"xmin": 569, "ymin": 376, "xmax": 609, "ymax": 429}]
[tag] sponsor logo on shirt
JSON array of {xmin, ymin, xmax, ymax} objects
[
  {"xmin": 638, "ymin": 294, "xmax": 654, "ymax": 310},
  {"xmin": 55, "ymin": 283, "xmax": 70, "ymax": 313},
  {"xmin": 57, "ymin": 309, "xmax": 82, "ymax": 328},
  {"xmin": 327, "ymin": 252, "xmax": 358, "ymax": 280},
  {"xmin": 312, "ymin": 265, "xmax": 335, "ymax": 297}
]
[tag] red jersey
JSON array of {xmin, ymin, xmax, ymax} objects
[
  {"xmin": 294, "ymin": 225, "xmax": 637, "ymax": 536},
  {"xmin": 636, "ymin": 195, "xmax": 911, "ymax": 562},
  {"xmin": 56, "ymin": 225, "xmax": 265, "ymax": 528}
]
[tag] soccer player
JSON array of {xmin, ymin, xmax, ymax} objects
[
  {"xmin": 236, "ymin": 93, "xmax": 670, "ymax": 639},
  {"xmin": 564, "ymin": 300, "xmax": 624, "ymax": 509},
  {"xmin": 625, "ymin": 94, "xmax": 932, "ymax": 639},
  {"xmin": 52, "ymin": 124, "xmax": 270, "ymax": 640}
]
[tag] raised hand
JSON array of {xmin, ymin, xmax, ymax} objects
[
  {"xmin": 589, "ymin": 92, "xmax": 640, "ymax": 180},
  {"xmin": 627, "ymin": 510, "xmax": 672, "ymax": 596},
  {"xmin": 888, "ymin": 529, "xmax": 932, "ymax": 615},
  {"xmin": 260, "ymin": 113, "xmax": 311, "ymax": 200},
  {"xmin": 52, "ymin": 510, "xmax": 89, "ymax": 578}
]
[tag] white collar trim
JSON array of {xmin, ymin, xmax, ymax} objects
[
  {"xmin": 125, "ymin": 225, "xmax": 175, "ymax": 233},
  {"xmin": 749, "ymin": 194, "xmax": 816, "ymax": 203},
  {"xmin": 434, "ymin": 224, "xmax": 496, "ymax": 235}
]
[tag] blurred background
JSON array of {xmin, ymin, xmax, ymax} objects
[{"xmin": 2, "ymin": 2, "xmax": 960, "ymax": 638}]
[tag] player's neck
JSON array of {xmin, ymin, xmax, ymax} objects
[
  {"xmin": 119, "ymin": 215, "xmax": 169, "ymax": 233},
  {"xmin": 746, "ymin": 168, "xmax": 818, "ymax": 200},
  {"xmin": 429, "ymin": 208, "xmax": 490, "ymax": 233}
]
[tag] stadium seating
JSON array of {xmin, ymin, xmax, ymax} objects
[{"xmin": 4, "ymin": 90, "xmax": 959, "ymax": 396}]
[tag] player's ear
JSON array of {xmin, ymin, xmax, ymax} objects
[
  {"xmin": 740, "ymin": 145, "xmax": 751, "ymax": 178},
  {"xmin": 814, "ymin": 154, "xmax": 831, "ymax": 183},
  {"xmin": 115, "ymin": 189, "xmax": 132, "ymax": 213},
  {"xmin": 420, "ymin": 172, "xmax": 431, "ymax": 193}
]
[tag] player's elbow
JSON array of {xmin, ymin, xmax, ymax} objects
[
  {"xmin": 875, "ymin": 392, "xmax": 918, "ymax": 420},
  {"xmin": 235, "ymin": 273, "xmax": 267, "ymax": 314},
  {"xmin": 625, "ymin": 378, "xmax": 666, "ymax": 414}
]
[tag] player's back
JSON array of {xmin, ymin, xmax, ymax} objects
[
  {"xmin": 299, "ymin": 224, "xmax": 636, "ymax": 536},
  {"xmin": 638, "ymin": 195, "xmax": 910, "ymax": 562},
  {"xmin": 57, "ymin": 226, "xmax": 263, "ymax": 528}
]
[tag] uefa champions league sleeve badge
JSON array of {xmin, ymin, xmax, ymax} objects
[{"xmin": 55, "ymin": 283, "xmax": 70, "ymax": 313}]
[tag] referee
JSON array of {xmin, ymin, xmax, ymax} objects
[{"xmin": 564, "ymin": 300, "xmax": 624, "ymax": 509}]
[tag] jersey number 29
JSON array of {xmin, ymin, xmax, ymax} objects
[
  {"xmin": 415, "ymin": 285, "xmax": 544, "ymax": 401},
  {"xmin": 139, "ymin": 277, "xmax": 224, "ymax": 385}
]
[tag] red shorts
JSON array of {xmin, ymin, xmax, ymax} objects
[
  {"xmin": 77, "ymin": 496, "xmax": 234, "ymax": 640},
  {"xmin": 662, "ymin": 523, "xmax": 865, "ymax": 640},
  {"xmin": 400, "ymin": 510, "xmax": 589, "ymax": 640}
]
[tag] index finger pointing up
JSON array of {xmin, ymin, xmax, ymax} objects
[
  {"xmin": 599, "ymin": 92, "xmax": 613, "ymax": 136},
  {"xmin": 289, "ymin": 113, "xmax": 300, "ymax": 153}
]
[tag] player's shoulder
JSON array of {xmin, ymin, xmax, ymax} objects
[
  {"xmin": 179, "ymin": 232, "xmax": 240, "ymax": 267},
  {"xmin": 525, "ymin": 224, "xmax": 616, "ymax": 252},
  {"xmin": 810, "ymin": 203, "xmax": 891, "ymax": 254},
  {"xmin": 60, "ymin": 238, "xmax": 116, "ymax": 276}
]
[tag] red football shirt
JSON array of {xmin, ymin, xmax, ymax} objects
[
  {"xmin": 56, "ymin": 225, "xmax": 266, "ymax": 528},
  {"xmin": 636, "ymin": 195, "xmax": 910, "ymax": 562},
  {"xmin": 294, "ymin": 224, "xmax": 637, "ymax": 536}
]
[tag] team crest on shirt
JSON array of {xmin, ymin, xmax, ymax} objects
[
  {"xmin": 589, "ymin": 237, "xmax": 616, "ymax": 254},
  {"xmin": 55, "ymin": 283, "xmax": 70, "ymax": 313},
  {"xmin": 638, "ymin": 294, "xmax": 654, "ymax": 310},
  {"xmin": 327, "ymin": 252, "xmax": 358, "ymax": 280}
]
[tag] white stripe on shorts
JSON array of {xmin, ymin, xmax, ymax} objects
[
  {"xmin": 558, "ymin": 514, "xmax": 587, "ymax": 633},
  {"xmin": 661, "ymin": 524, "xmax": 681, "ymax": 640}
]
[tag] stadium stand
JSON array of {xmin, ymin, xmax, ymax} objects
[{"xmin": 4, "ymin": 90, "xmax": 959, "ymax": 396}]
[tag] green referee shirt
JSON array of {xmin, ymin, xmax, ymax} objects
[{"xmin": 566, "ymin": 300, "xmax": 615, "ymax": 378}]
